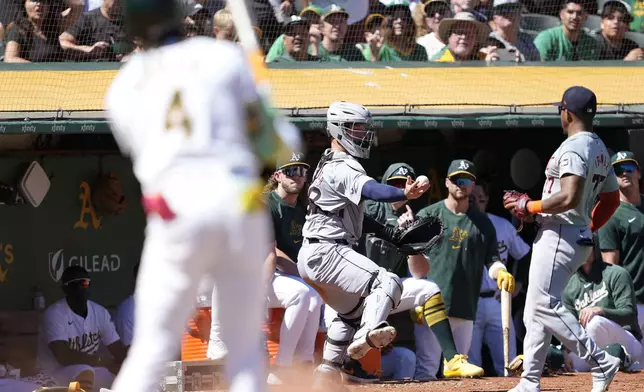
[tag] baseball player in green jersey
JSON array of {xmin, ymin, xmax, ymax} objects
[
  {"xmin": 562, "ymin": 238, "xmax": 643, "ymax": 372},
  {"xmin": 363, "ymin": 162, "xmax": 484, "ymax": 379},
  {"xmin": 416, "ymin": 159, "xmax": 514, "ymax": 365},
  {"xmin": 209, "ymin": 153, "xmax": 323, "ymax": 385},
  {"xmin": 598, "ymin": 151, "xmax": 644, "ymax": 334}
]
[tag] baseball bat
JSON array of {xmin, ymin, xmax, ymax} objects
[{"xmin": 501, "ymin": 289, "xmax": 512, "ymax": 376}]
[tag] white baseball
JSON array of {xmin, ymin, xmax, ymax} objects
[{"xmin": 416, "ymin": 175, "xmax": 430, "ymax": 186}]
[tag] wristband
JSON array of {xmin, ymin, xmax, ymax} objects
[{"xmin": 527, "ymin": 200, "xmax": 543, "ymax": 214}]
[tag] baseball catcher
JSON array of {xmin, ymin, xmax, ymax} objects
[{"xmin": 297, "ymin": 101, "xmax": 432, "ymax": 391}]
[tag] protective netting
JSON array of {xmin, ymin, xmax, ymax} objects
[{"xmin": 1, "ymin": 0, "xmax": 644, "ymax": 113}]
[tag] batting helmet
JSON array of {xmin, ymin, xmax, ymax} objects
[
  {"xmin": 326, "ymin": 101, "xmax": 374, "ymax": 159},
  {"xmin": 123, "ymin": 0, "xmax": 184, "ymax": 45}
]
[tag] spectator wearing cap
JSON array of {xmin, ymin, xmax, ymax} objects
[
  {"xmin": 416, "ymin": 0, "xmax": 453, "ymax": 59},
  {"xmin": 265, "ymin": 5, "xmax": 323, "ymax": 63},
  {"xmin": 416, "ymin": 159, "xmax": 502, "ymax": 374},
  {"xmin": 363, "ymin": 0, "xmax": 429, "ymax": 60},
  {"xmin": 358, "ymin": 13, "xmax": 385, "ymax": 59},
  {"xmin": 431, "ymin": 12, "xmax": 499, "ymax": 61},
  {"xmin": 314, "ymin": 5, "xmax": 364, "ymax": 61},
  {"xmin": 487, "ymin": 0, "xmax": 540, "ymax": 61},
  {"xmin": 36, "ymin": 266, "xmax": 127, "ymax": 391},
  {"xmin": 270, "ymin": 16, "xmax": 320, "ymax": 62},
  {"xmin": 4, "ymin": 0, "xmax": 65, "ymax": 62},
  {"xmin": 212, "ymin": 7, "xmax": 236, "ymax": 41},
  {"xmin": 593, "ymin": 0, "xmax": 643, "ymax": 60},
  {"xmin": 598, "ymin": 151, "xmax": 644, "ymax": 335},
  {"xmin": 183, "ymin": 0, "xmax": 212, "ymax": 38},
  {"xmin": 59, "ymin": 0, "xmax": 134, "ymax": 62},
  {"xmin": 533, "ymin": 0, "xmax": 600, "ymax": 61}
]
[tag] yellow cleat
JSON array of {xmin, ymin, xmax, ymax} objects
[{"xmin": 443, "ymin": 354, "xmax": 484, "ymax": 378}]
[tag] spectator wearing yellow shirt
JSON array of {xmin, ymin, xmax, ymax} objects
[
  {"xmin": 533, "ymin": 0, "xmax": 600, "ymax": 61},
  {"xmin": 431, "ymin": 12, "xmax": 499, "ymax": 61}
]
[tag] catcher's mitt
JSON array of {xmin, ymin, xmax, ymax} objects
[
  {"xmin": 393, "ymin": 215, "xmax": 444, "ymax": 256},
  {"xmin": 92, "ymin": 172, "xmax": 127, "ymax": 216}
]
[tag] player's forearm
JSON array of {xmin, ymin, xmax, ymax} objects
[
  {"xmin": 362, "ymin": 215, "xmax": 399, "ymax": 243},
  {"xmin": 407, "ymin": 254, "xmax": 429, "ymax": 278},
  {"xmin": 361, "ymin": 180, "xmax": 406, "ymax": 202},
  {"xmin": 528, "ymin": 191, "xmax": 576, "ymax": 215}
]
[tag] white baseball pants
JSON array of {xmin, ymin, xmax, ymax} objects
[
  {"xmin": 568, "ymin": 316, "xmax": 643, "ymax": 371},
  {"xmin": 519, "ymin": 224, "xmax": 617, "ymax": 391},
  {"xmin": 110, "ymin": 168, "xmax": 271, "ymax": 392}
]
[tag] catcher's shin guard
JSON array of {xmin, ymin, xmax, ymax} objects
[{"xmin": 412, "ymin": 293, "xmax": 449, "ymax": 327}]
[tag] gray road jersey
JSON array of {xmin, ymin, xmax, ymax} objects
[
  {"xmin": 302, "ymin": 149, "xmax": 373, "ymax": 244},
  {"xmin": 539, "ymin": 132, "xmax": 618, "ymax": 226}
]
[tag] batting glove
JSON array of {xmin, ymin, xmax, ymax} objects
[{"xmin": 497, "ymin": 270, "xmax": 515, "ymax": 293}]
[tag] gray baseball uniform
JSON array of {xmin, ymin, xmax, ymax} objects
[
  {"xmin": 298, "ymin": 149, "xmax": 403, "ymax": 365},
  {"xmin": 520, "ymin": 132, "xmax": 619, "ymax": 390}
]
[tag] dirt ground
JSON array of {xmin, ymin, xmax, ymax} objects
[{"xmin": 343, "ymin": 372, "xmax": 644, "ymax": 392}]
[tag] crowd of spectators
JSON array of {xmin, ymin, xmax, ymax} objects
[{"xmin": 0, "ymin": 0, "xmax": 643, "ymax": 64}]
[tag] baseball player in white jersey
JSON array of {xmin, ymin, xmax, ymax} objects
[
  {"xmin": 103, "ymin": 1, "xmax": 301, "ymax": 391},
  {"xmin": 504, "ymin": 86, "xmax": 622, "ymax": 392},
  {"xmin": 469, "ymin": 183, "xmax": 531, "ymax": 376},
  {"xmin": 297, "ymin": 101, "xmax": 429, "ymax": 390},
  {"xmin": 37, "ymin": 266, "xmax": 126, "ymax": 391}
]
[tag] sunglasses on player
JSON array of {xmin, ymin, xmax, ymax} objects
[
  {"xmin": 63, "ymin": 278, "xmax": 91, "ymax": 287},
  {"xmin": 614, "ymin": 163, "xmax": 638, "ymax": 176},
  {"xmin": 280, "ymin": 166, "xmax": 308, "ymax": 178},
  {"xmin": 450, "ymin": 176, "xmax": 474, "ymax": 187}
]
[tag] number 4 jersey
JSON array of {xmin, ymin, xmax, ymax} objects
[
  {"xmin": 104, "ymin": 37, "xmax": 290, "ymax": 192},
  {"xmin": 541, "ymin": 131, "xmax": 618, "ymax": 226}
]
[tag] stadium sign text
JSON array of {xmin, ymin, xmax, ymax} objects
[{"xmin": 48, "ymin": 249, "xmax": 121, "ymax": 282}]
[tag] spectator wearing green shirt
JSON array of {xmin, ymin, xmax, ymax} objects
[
  {"xmin": 265, "ymin": 5, "xmax": 323, "ymax": 63},
  {"xmin": 622, "ymin": 0, "xmax": 644, "ymax": 31},
  {"xmin": 269, "ymin": 16, "xmax": 320, "ymax": 62},
  {"xmin": 357, "ymin": 13, "xmax": 385, "ymax": 61},
  {"xmin": 363, "ymin": 0, "xmax": 429, "ymax": 61},
  {"xmin": 533, "ymin": 0, "xmax": 600, "ymax": 61},
  {"xmin": 598, "ymin": 151, "xmax": 644, "ymax": 336},
  {"xmin": 312, "ymin": 5, "xmax": 364, "ymax": 61},
  {"xmin": 562, "ymin": 240, "xmax": 643, "ymax": 372}
]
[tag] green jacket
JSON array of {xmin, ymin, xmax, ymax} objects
[{"xmin": 562, "ymin": 260, "xmax": 642, "ymax": 341}]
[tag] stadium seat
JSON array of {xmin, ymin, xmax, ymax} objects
[
  {"xmin": 626, "ymin": 32, "xmax": 644, "ymax": 48},
  {"xmin": 520, "ymin": 29, "xmax": 541, "ymax": 41},
  {"xmin": 585, "ymin": 15, "xmax": 602, "ymax": 32},
  {"xmin": 520, "ymin": 13, "xmax": 561, "ymax": 32}
]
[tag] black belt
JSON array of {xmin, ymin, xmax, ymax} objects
[
  {"xmin": 306, "ymin": 238, "xmax": 349, "ymax": 245},
  {"xmin": 480, "ymin": 291, "xmax": 496, "ymax": 298}
]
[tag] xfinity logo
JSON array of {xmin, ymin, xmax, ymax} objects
[{"xmin": 48, "ymin": 249, "xmax": 121, "ymax": 282}]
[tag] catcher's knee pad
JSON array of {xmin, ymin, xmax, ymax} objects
[
  {"xmin": 372, "ymin": 271, "xmax": 402, "ymax": 309},
  {"xmin": 411, "ymin": 292, "xmax": 448, "ymax": 327}
]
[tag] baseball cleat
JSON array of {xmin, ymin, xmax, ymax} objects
[
  {"xmin": 311, "ymin": 363, "xmax": 350, "ymax": 392},
  {"xmin": 443, "ymin": 354, "xmax": 484, "ymax": 378},
  {"xmin": 341, "ymin": 359, "xmax": 380, "ymax": 384},
  {"xmin": 591, "ymin": 354, "xmax": 621, "ymax": 392},
  {"xmin": 206, "ymin": 336, "xmax": 228, "ymax": 361},
  {"xmin": 347, "ymin": 325, "xmax": 397, "ymax": 360}
]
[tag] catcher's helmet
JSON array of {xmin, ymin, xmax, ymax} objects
[
  {"xmin": 326, "ymin": 101, "xmax": 374, "ymax": 159},
  {"xmin": 123, "ymin": 0, "xmax": 184, "ymax": 44}
]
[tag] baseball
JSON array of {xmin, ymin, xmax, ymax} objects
[{"xmin": 416, "ymin": 175, "xmax": 430, "ymax": 186}]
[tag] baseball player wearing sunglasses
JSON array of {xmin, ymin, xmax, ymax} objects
[
  {"xmin": 416, "ymin": 159, "xmax": 514, "ymax": 376},
  {"xmin": 598, "ymin": 151, "xmax": 644, "ymax": 336},
  {"xmin": 37, "ymin": 266, "xmax": 127, "ymax": 391}
]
